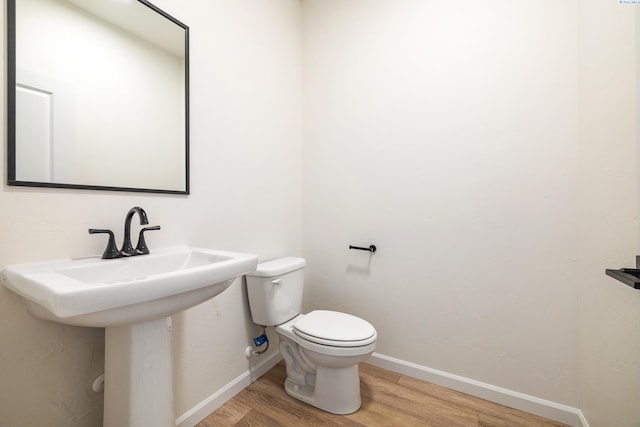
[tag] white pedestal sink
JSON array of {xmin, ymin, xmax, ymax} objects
[{"xmin": 1, "ymin": 246, "xmax": 258, "ymax": 427}]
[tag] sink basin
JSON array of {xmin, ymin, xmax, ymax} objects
[{"xmin": 2, "ymin": 246, "xmax": 258, "ymax": 327}]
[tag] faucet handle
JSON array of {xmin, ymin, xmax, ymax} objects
[
  {"xmin": 135, "ymin": 226, "xmax": 161, "ymax": 255},
  {"xmin": 88, "ymin": 229, "xmax": 120, "ymax": 259}
]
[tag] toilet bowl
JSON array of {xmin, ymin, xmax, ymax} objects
[
  {"xmin": 245, "ymin": 258, "xmax": 377, "ymax": 414},
  {"xmin": 277, "ymin": 310, "xmax": 376, "ymax": 414}
]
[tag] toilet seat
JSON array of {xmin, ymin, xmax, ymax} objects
[{"xmin": 293, "ymin": 310, "xmax": 376, "ymax": 347}]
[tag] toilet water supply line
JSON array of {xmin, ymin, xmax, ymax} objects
[{"xmin": 249, "ymin": 326, "xmax": 269, "ymax": 356}]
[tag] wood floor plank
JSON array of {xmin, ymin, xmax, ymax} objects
[
  {"xmin": 234, "ymin": 408, "xmax": 285, "ymax": 427},
  {"xmin": 398, "ymin": 374, "xmax": 567, "ymax": 427},
  {"xmin": 359, "ymin": 362, "xmax": 402, "ymax": 384},
  {"xmin": 477, "ymin": 412, "xmax": 568, "ymax": 427},
  {"xmin": 478, "ymin": 411, "xmax": 567, "ymax": 427},
  {"xmin": 345, "ymin": 398, "xmax": 444, "ymax": 427},
  {"xmin": 358, "ymin": 368, "xmax": 478, "ymax": 427},
  {"xmin": 198, "ymin": 361, "xmax": 569, "ymax": 427},
  {"xmin": 196, "ymin": 397, "xmax": 252, "ymax": 426}
]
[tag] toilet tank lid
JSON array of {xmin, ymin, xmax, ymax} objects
[{"xmin": 246, "ymin": 257, "xmax": 305, "ymax": 277}]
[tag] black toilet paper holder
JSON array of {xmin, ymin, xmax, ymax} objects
[{"xmin": 349, "ymin": 244, "xmax": 376, "ymax": 253}]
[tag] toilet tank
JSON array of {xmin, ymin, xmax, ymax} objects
[{"xmin": 245, "ymin": 257, "xmax": 306, "ymax": 326}]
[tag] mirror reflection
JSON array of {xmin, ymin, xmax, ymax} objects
[{"xmin": 10, "ymin": 0, "xmax": 189, "ymax": 193}]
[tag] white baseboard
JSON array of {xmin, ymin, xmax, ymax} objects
[
  {"xmin": 368, "ymin": 353, "xmax": 589, "ymax": 427},
  {"xmin": 577, "ymin": 411, "xmax": 591, "ymax": 427},
  {"xmin": 175, "ymin": 351, "xmax": 282, "ymax": 427}
]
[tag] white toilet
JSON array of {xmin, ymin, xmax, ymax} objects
[{"xmin": 245, "ymin": 257, "xmax": 377, "ymax": 415}]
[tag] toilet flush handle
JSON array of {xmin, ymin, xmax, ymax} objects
[{"xmin": 271, "ymin": 278, "xmax": 282, "ymax": 285}]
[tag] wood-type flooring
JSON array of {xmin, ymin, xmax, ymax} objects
[{"xmin": 197, "ymin": 362, "xmax": 569, "ymax": 427}]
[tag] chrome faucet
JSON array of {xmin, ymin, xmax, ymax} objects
[{"xmin": 120, "ymin": 207, "xmax": 149, "ymax": 256}]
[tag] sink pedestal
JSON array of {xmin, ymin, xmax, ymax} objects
[{"xmin": 104, "ymin": 317, "xmax": 174, "ymax": 427}]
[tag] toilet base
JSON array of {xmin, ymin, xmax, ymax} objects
[
  {"xmin": 283, "ymin": 364, "xmax": 362, "ymax": 415},
  {"xmin": 274, "ymin": 314, "xmax": 376, "ymax": 415}
]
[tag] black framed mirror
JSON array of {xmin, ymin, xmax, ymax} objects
[{"xmin": 7, "ymin": 0, "xmax": 189, "ymax": 194}]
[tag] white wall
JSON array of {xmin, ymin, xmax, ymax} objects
[
  {"xmin": 303, "ymin": 1, "xmax": 640, "ymax": 425},
  {"xmin": 302, "ymin": 0, "xmax": 580, "ymax": 408},
  {"xmin": 172, "ymin": 1, "xmax": 640, "ymax": 423},
  {"xmin": 577, "ymin": 1, "xmax": 640, "ymax": 426},
  {"xmin": 0, "ymin": 0, "xmax": 302, "ymax": 425}
]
